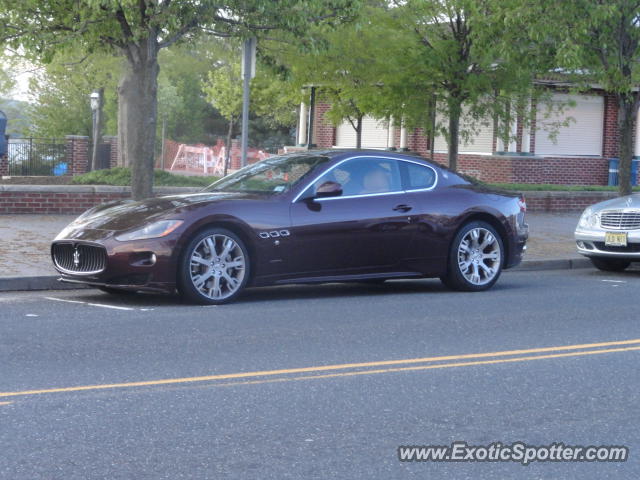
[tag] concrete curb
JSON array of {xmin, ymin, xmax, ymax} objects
[
  {"xmin": 512, "ymin": 257, "xmax": 592, "ymax": 271},
  {"xmin": 0, "ymin": 258, "xmax": 593, "ymax": 292}
]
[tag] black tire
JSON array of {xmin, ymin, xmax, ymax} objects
[
  {"xmin": 98, "ymin": 286, "xmax": 136, "ymax": 295},
  {"xmin": 177, "ymin": 227, "xmax": 250, "ymax": 305},
  {"xmin": 590, "ymin": 257, "xmax": 630, "ymax": 272},
  {"xmin": 440, "ymin": 221, "xmax": 504, "ymax": 292}
]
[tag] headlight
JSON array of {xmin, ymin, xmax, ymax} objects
[
  {"xmin": 578, "ymin": 208, "xmax": 600, "ymax": 229},
  {"xmin": 115, "ymin": 220, "xmax": 183, "ymax": 241}
]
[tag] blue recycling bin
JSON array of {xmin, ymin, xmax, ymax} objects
[
  {"xmin": 608, "ymin": 158, "xmax": 639, "ymax": 186},
  {"xmin": 53, "ymin": 162, "xmax": 68, "ymax": 176}
]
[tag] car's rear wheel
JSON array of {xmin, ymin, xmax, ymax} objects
[
  {"xmin": 178, "ymin": 227, "xmax": 250, "ymax": 305},
  {"xmin": 590, "ymin": 257, "xmax": 630, "ymax": 272},
  {"xmin": 440, "ymin": 221, "xmax": 504, "ymax": 292}
]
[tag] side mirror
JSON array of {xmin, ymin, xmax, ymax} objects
[{"xmin": 315, "ymin": 181, "xmax": 343, "ymax": 198}]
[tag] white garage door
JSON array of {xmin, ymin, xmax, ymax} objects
[
  {"xmin": 535, "ymin": 93, "xmax": 603, "ymax": 156},
  {"xmin": 433, "ymin": 108, "xmax": 494, "ymax": 154},
  {"xmin": 335, "ymin": 116, "xmax": 389, "ymax": 148}
]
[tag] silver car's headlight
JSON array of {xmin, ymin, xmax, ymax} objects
[
  {"xmin": 578, "ymin": 207, "xmax": 600, "ymax": 229},
  {"xmin": 115, "ymin": 220, "xmax": 183, "ymax": 241}
]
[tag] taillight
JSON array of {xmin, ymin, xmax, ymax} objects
[{"xmin": 518, "ymin": 194, "xmax": 526, "ymax": 213}]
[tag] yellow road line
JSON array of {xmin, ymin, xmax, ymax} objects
[
  {"xmin": 0, "ymin": 401, "xmax": 12, "ymax": 405},
  {"xmin": 208, "ymin": 346, "xmax": 640, "ymax": 388},
  {"xmin": 1, "ymin": 338, "xmax": 639, "ymax": 399}
]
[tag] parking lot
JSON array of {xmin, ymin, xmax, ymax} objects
[{"xmin": 1, "ymin": 268, "xmax": 639, "ymax": 479}]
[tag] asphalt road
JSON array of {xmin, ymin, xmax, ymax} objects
[{"xmin": 1, "ymin": 268, "xmax": 639, "ymax": 479}]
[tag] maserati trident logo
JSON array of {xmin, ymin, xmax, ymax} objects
[{"xmin": 73, "ymin": 248, "xmax": 81, "ymax": 268}]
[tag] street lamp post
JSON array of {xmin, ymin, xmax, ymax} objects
[{"xmin": 89, "ymin": 90, "xmax": 102, "ymax": 171}]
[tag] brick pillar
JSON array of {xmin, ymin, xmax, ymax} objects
[
  {"xmin": 602, "ymin": 93, "xmax": 619, "ymax": 158},
  {"xmin": 103, "ymin": 135, "xmax": 119, "ymax": 168},
  {"xmin": 65, "ymin": 135, "xmax": 90, "ymax": 176},
  {"xmin": 313, "ymin": 102, "xmax": 335, "ymax": 148},
  {"xmin": 229, "ymin": 139, "xmax": 241, "ymax": 170},
  {"xmin": 0, "ymin": 155, "xmax": 8, "ymax": 176}
]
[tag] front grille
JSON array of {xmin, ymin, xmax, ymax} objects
[
  {"xmin": 52, "ymin": 243, "xmax": 107, "ymax": 274},
  {"xmin": 594, "ymin": 242, "xmax": 640, "ymax": 253},
  {"xmin": 600, "ymin": 210, "xmax": 640, "ymax": 230}
]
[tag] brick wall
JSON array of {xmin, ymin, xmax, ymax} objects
[
  {"xmin": 0, "ymin": 186, "xmax": 199, "ymax": 215},
  {"xmin": 524, "ymin": 191, "xmax": 618, "ymax": 212},
  {"xmin": 0, "ymin": 185, "xmax": 618, "ymax": 214}
]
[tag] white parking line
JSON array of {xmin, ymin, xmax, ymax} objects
[
  {"xmin": 601, "ymin": 280, "xmax": 627, "ymax": 283},
  {"xmin": 44, "ymin": 296, "xmax": 146, "ymax": 312},
  {"xmin": 44, "ymin": 297, "xmax": 85, "ymax": 305},
  {"xmin": 86, "ymin": 303, "xmax": 135, "ymax": 311}
]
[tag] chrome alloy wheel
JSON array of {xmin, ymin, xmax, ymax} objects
[
  {"xmin": 456, "ymin": 227, "xmax": 501, "ymax": 286},
  {"xmin": 189, "ymin": 234, "xmax": 246, "ymax": 300}
]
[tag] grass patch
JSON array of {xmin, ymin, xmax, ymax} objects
[
  {"xmin": 71, "ymin": 167, "xmax": 219, "ymax": 187},
  {"xmin": 487, "ymin": 183, "xmax": 640, "ymax": 192}
]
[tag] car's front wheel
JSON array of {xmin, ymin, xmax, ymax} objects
[
  {"xmin": 590, "ymin": 257, "xmax": 630, "ymax": 272},
  {"xmin": 178, "ymin": 227, "xmax": 250, "ymax": 305},
  {"xmin": 440, "ymin": 221, "xmax": 504, "ymax": 292}
]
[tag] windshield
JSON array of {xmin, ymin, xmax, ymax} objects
[{"xmin": 204, "ymin": 154, "xmax": 330, "ymax": 194}]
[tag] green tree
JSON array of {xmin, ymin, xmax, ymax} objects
[
  {"xmin": 27, "ymin": 52, "xmax": 121, "ymax": 139},
  {"xmin": 1, "ymin": 0, "xmax": 359, "ymax": 199},
  {"xmin": 385, "ymin": 0, "xmax": 536, "ymax": 169},
  {"xmin": 518, "ymin": 0, "xmax": 640, "ymax": 196},
  {"xmin": 203, "ymin": 55, "xmax": 299, "ymax": 173},
  {"xmin": 270, "ymin": 6, "xmax": 394, "ymax": 148}
]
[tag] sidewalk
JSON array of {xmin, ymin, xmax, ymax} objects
[{"xmin": 0, "ymin": 212, "xmax": 583, "ymax": 281}]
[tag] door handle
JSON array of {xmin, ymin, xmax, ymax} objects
[{"xmin": 393, "ymin": 204, "xmax": 412, "ymax": 213}]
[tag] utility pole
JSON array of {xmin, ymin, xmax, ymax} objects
[{"xmin": 240, "ymin": 38, "xmax": 256, "ymax": 168}]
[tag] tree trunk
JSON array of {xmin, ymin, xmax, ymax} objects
[
  {"xmin": 355, "ymin": 114, "xmax": 363, "ymax": 149},
  {"xmin": 617, "ymin": 93, "xmax": 637, "ymax": 197},
  {"xmin": 224, "ymin": 116, "xmax": 234, "ymax": 177},
  {"xmin": 447, "ymin": 98, "xmax": 462, "ymax": 170},
  {"xmin": 117, "ymin": 36, "xmax": 160, "ymax": 200}
]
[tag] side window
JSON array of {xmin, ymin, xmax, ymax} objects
[
  {"xmin": 404, "ymin": 162, "xmax": 436, "ymax": 190},
  {"xmin": 312, "ymin": 157, "xmax": 402, "ymax": 197}
]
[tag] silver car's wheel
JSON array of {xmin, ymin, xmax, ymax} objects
[
  {"xmin": 178, "ymin": 228, "xmax": 250, "ymax": 304},
  {"xmin": 189, "ymin": 234, "xmax": 246, "ymax": 300},
  {"xmin": 441, "ymin": 221, "xmax": 504, "ymax": 292},
  {"xmin": 457, "ymin": 227, "xmax": 501, "ymax": 286}
]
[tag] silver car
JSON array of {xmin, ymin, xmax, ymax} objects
[{"xmin": 575, "ymin": 194, "xmax": 640, "ymax": 271}]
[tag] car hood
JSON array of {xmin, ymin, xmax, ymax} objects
[
  {"xmin": 64, "ymin": 191, "xmax": 259, "ymax": 232},
  {"xmin": 592, "ymin": 193, "xmax": 640, "ymax": 211}
]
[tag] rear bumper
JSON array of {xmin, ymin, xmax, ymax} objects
[{"xmin": 505, "ymin": 222, "xmax": 528, "ymax": 269}]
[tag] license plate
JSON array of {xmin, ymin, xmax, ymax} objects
[{"xmin": 605, "ymin": 232, "xmax": 628, "ymax": 247}]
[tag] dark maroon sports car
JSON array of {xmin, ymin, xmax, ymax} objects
[{"xmin": 51, "ymin": 150, "xmax": 528, "ymax": 304}]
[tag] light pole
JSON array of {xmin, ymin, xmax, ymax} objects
[{"xmin": 89, "ymin": 90, "xmax": 102, "ymax": 171}]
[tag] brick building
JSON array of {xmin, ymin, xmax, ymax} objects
[{"xmin": 298, "ymin": 87, "xmax": 633, "ymax": 186}]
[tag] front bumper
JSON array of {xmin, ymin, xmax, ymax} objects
[
  {"xmin": 575, "ymin": 228, "xmax": 640, "ymax": 259},
  {"xmin": 51, "ymin": 228, "xmax": 180, "ymax": 293}
]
